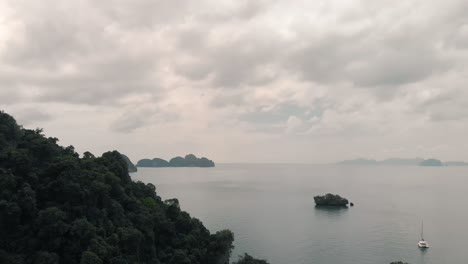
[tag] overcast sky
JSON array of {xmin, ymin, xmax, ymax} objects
[{"xmin": 1, "ymin": 0, "xmax": 468, "ymax": 163}]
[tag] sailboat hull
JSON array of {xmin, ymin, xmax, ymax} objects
[{"xmin": 418, "ymin": 241, "xmax": 429, "ymax": 248}]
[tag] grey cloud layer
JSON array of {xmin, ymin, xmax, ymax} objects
[{"xmin": 1, "ymin": 0, "xmax": 468, "ymax": 162}]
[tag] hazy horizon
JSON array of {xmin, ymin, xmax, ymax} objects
[
  {"xmin": 131, "ymin": 157, "xmax": 467, "ymax": 165},
  {"xmin": 2, "ymin": 0, "xmax": 468, "ymax": 163}
]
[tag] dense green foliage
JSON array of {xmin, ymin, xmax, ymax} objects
[
  {"xmin": 0, "ymin": 111, "xmax": 234, "ymax": 264},
  {"xmin": 232, "ymin": 254, "xmax": 269, "ymax": 264},
  {"xmin": 314, "ymin": 193, "xmax": 349, "ymax": 206},
  {"xmin": 120, "ymin": 154, "xmax": 137, "ymax": 172},
  {"xmin": 419, "ymin": 159, "xmax": 443, "ymax": 166},
  {"xmin": 137, "ymin": 154, "xmax": 215, "ymax": 168}
]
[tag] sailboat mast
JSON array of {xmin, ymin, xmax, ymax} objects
[{"xmin": 421, "ymin": 220, "xmax": 424, "ymax": 240}]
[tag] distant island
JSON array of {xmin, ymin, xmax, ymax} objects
[
  {"xmin": 419, "ymin": 159, "xmax": 443, "ymax": 166},
  {"xmin": 337, "ymin": 158, "xmax": 423, "ymax": 166},
  {"xmin": 337, "ymin": 158, "xmax": 468, "ymax": 166},
  {"xmin": 444, "ymin": 161, "xmax": 468, "ymax": 166},
  {"xmin": 137, "ymin": 154, "xmax": 215, "ymax": 167},
  {"xmin": 314, "ymin": 193, "xmax": 349, "ymax": 207},
  {"xmin": 121, "ymin": 154, "xmax": 137, "ymax": 172}
]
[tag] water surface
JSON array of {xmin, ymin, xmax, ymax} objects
[{"xmin": 132, "ymin": 164, "xmax": 467, "ymax": 264}]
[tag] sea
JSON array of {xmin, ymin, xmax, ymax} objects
[{"xmin": 131, "ymin": 164, "xmax": 468, "ymax": 264}]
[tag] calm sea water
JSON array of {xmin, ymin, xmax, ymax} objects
[{"xmin": 131, "ymin": 164, "xmax": 468, "ymax": 264}]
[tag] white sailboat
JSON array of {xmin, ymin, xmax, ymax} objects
[{"xmin": 418, "ymin": 220, "xmax": 429, "ymax": 248}]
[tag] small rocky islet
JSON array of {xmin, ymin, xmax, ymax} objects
[{"xmin": 314, "ymin": 193, "xmax": 351, "ymax": 207}]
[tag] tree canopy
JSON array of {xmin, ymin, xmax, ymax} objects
[
  {"xmin": 0, "ymin": 111, "xmax": 251, "ymax": 264},
  {"xmin": 232, "ymin": 254, "xmax": 269, "ymax": 264},
  {"xmin": 120, "ymin": 154, "xmax": 137, "ymax": 172}
]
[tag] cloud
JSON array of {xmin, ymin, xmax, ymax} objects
[
  {"xmin": 110, "ymin": 112, "xmax": 147, "ymax": 133},
  {"xmin": 0, "ymin": 86, "xmax": 20, "ymax": 105},
  {"xmin": 174, "ymin": 28, "xmax": 284, "ymax": 88},
  {"xmin": 1, "ymin": 0, "xmax": 164, "ymax": 106},
  {"xmin": 287, "ymin": 15, "xmax": 449, "ymax": 89},
  {"xmin": 285, "ymin": 116, "xmax": 304, "ymax": 134},
  {"xmin": 93, "ymin": 0, "xmax": 191, "ymax": 28},
  {"xmin": 9, "ymin": 108, "xmax": 53, "ymax": 126},
  {"xmin": 1, "ymin": 0, "xmax": 468, "ymax": 162},
  {"xmin": 109, "ymin": 101, "xmax": 181, "ymax": 133}
]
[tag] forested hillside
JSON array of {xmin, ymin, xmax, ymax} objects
[{"xmin": 0, "ymin": 111, "xmax": 236, "ymax": 264}]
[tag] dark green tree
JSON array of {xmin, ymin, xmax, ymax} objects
[
  {"xmin": 80, "ymin": 251, "xmax": 102, "ymax": 264},
  {"xmin": 233, "ymin": 254, "xmax": 269, "ymax": 264},
  {"xmin": 120, "ymin": 154, "xmax": 137, "ymax": 172}
]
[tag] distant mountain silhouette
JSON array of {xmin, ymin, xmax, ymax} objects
[
  {"xmin": 444, "ymin": 161, "xmax": 468, "ymax": 166},
  {"xmin": 337, "ymin": 158, "xmax": 423, "ymax": 166},
  {"xmin": 419, "ymin": 159, "xmax": 443, "ymax": 166},
  {"xmin": 379, "ymin": 158, "xmax": 424, "ymax": 165},
  {"xmin": 137, "ymin": 158, "xmax": 169, "ymax": 167},
  {"xmin": 137, "ymin": 154, "xmax": 215, "ymax": 167},
  {"xmin": 338, "ymin": 157, "xmax": 468, "ymax": 166}
]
